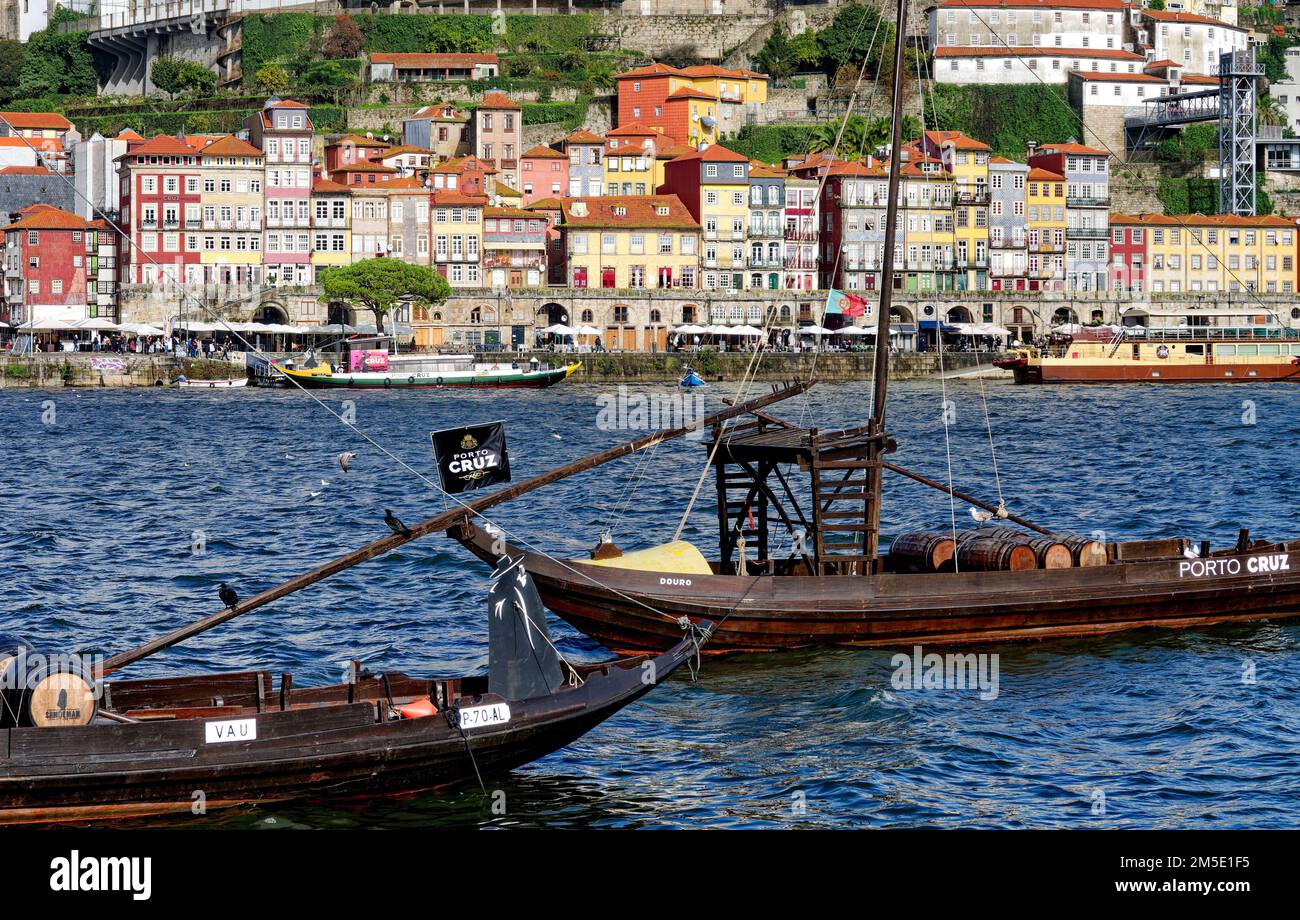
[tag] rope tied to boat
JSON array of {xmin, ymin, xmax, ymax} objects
[
  {"xmin": 444, "ymin": 708, "xmax": 488, "ymax": 797},
  {"xmin": 678, "ymin": 617, "xmax": 709, "ymax": 682}
]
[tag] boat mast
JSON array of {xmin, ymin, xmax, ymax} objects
[{"xmin": 865, "ymin": 0, "xmax": 911, "ymax": 566}]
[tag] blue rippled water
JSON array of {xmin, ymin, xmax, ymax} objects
[{"xmin": 1, "ymin": 378, "xmax": 1298, "ymax": 828}]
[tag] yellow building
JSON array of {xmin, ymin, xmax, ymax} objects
[
  {"xmin": 431, "ymin": 189, "xmax": 486, "ymax": 290},
  {"xmin": 193, "ymin": 134, "xmax": 265, "ymax": 287},
  {"xmin": 661, "ymin": 144, "xmax": 751, "ymax": 290},
  {"xmin": 560, "ymin": 194, "xmax": 700, "ymax": 292},
  {"xmin": 603, "ymin": 122, "xmax": 663, "ymax": 196},
  {"xmin": 1133, "ymin": 214, "xmax": 1297, "ymax": 295},
  {"xmin": 1026, "ymin": 167, "xmax": 1066, "ymax": 291},
  {"xmin": 310, "ymin": 178, "xmax": 351, "ymax": 283},
  {"xmin": 899, "ymin": 158, "xmax": 956, "ymax": 293},
  {"xmin": 927, "ymin": 130, "xmax": 991, "ymax": 291}
]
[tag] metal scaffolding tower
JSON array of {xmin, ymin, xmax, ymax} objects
[{"xmin": 1218, "ymin": 49, "xmax": 1264, "ymax": 216}]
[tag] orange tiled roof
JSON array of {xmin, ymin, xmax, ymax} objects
[
  {"xmin": 607, "ymin": 121, "xmax": 661, "ymax": 137},
  {"xmin": 561, "ymin": 194, "xmax": 699, "ymax": 230},
  {"xmin": 121, "ymin": 134, "xmax": 202, "ymax": 158},
  {"xmin": 667, "ymin": 87, "xmax": 717, "ymax": 101},
  {"xmin": 1027, "ymin": 167, "xmax": 1065, "ymax": 181},
  {"xmin": 313, "ymin": 178, "xmax": 350, "ymax": 193},
  {"xmin": 1140, "ymin": 8, "xmax": 1244, "ymax": 29},
  {"xmin": 5, "ymin": 204, "xmax": 88, "ymax": 230},
  {"xmin": 668, "ymin": 143, "xmax": 749, "ymax": 163},
  {"xmin": 0, "ymin": 165, "xmax": 51, "ymax": 175},
  {"xmin": 522, "ymin": 144, "xmax": 566, "ymax": 159},
  {"xmin": 0, "ymin": 111, "xmax": 72, "ymax": 131},
  {"xmin": 199, "ymin": 134, "xmax": 264, "ymax": 157},
  {"xmin": 371, "ymin": 52, "xmax": 499, "ymax": 67},
  {"xmin": 615, "ymin": 63, "xmax": 690, "ymax": 80},
  {"xmin": 478, "ymin": 92, "xmax": 520, "ymax": 110},
  {"xmin": 564, "ymin": 130, "xmax": 604, "ymax": 144},
  {"xmin": 1036, "ymin": 142, "xmax": 1108, "ymax": 156},
  {"xmin": 1074, "ymin": 71, "xmax": 1164, "ymax": 83}
]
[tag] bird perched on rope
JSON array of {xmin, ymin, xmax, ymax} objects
[
  {"xmin": 218, "ymin": 583, "xmax": 240, "ymax": 610},
  {"xmin": 384, "ymin": 509, "xmax": 412, "ymax": 537},
  {"xmin": 338, "ymin": 451, "xmax": 356, "ymax": 473}
]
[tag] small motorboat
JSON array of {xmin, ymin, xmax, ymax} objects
[
  {"xmin": 0, "ymin": 556, "xmax": 709, "ymax": 824},
  {"xmin": 679, "ymin": 367, "xmax": 706, "ymax": 388},
  {"xmin": 175, "ymin": 375, "xmax": 249, "ymax": 389}
]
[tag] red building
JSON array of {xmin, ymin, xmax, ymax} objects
[
  {"xmin": 324, "ymin": 134, "xmax": 392, "ymax": 173},
  {"xmin": 614, "ymin": 63, "xmax": 682, "ymax": 141},
  {"xmin": 116, "ymin": 134, "xmax": 203, "ymax": 286},
  {"xmin": 1109, "ymin": 215, "xmax": 1148, "ymax": 292},
  {"xmin": 3, "ymin": 205, "xmax": 93, "ymax": 326}
]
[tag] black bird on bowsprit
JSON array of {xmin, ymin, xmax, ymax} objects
[
  {"xmin": 218, "ymin": 583, "xmax": 239, "ymax": 610},
  {"xmin": 384, "ymin": 509, "xmax": 412, "ymax": 537}
]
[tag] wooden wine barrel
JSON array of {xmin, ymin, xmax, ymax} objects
[
  {"xmin": 1018, "ymin": 536, "xmax": 1074, "ymax": 569},
  {"xmin": 956, "ymin": 535, "xmax": 1037, "ymax": 572},
  {"xmin": 889, "ymin": 531, "xmax": 956, "ymax": 572},
  {"xmin": 1056, "ymin": 534, "xmax": 1108, "ymax": 567},
  {"xmin": 961, "ymin": 527, "xmax": 1071, "ymax": 569},
  {"xmin": 0, "ymin": 647, "xmax": 98, "ymax": 728}
]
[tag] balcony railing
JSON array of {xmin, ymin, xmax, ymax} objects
[
  {"xmin": 955, "ymin": 190, "xmax": 990, "ymax": 205},
  {"xmin": 1067, "ymin": 227, "xmax": 1109, "ymax": 239},
  {"xmin": 785, "ymin": 228, "xmax": 818, "ymax": 241},
  {"xmin": 1068, "ymin": 197, "xmax": 1111, "ymax": 208}
]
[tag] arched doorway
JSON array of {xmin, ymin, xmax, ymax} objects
[
  {"xmin": 1052, "ymin": 307, "xmax": 1079, "ymax": 326},
  {"xmin": 539, "ymin": 302, "xmax": 568, "ymax": 326},
  {"xmin": 946, "ymin": 306, "xmax": 973, "ymax": 324},
  {"xmin": 252, "ymin": 303, "xmax": 288, "ymax": 324}
]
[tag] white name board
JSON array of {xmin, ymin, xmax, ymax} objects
[{"xmin": 205, "ymin": 717, "xmax": 258, "ymax": 744}]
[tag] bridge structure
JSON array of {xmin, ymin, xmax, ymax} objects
[{"xmin": 1124, "ymin": 86, "xmax": 1222, "ymax": 158}]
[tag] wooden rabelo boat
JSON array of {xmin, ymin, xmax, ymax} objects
[
  {"xmin": 0, "ymin": 497, "xmax": 709, "ymax": 824},
  {"xmin": 440, "ymin": 0, "xmax": 1300, "ymax": 653}
]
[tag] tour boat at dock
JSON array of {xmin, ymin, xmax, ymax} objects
[
  {"xmin": 996, "ymin": 335, "xmax": 1300, "ymax": 384},
  {"xmin": 276, "ymin": 352, "xmax": 581, "ymax": 389}
]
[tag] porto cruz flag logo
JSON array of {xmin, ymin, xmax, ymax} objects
[{"xmin": 431, "ymin": 422, "xmax": 512, "ymax": 494}]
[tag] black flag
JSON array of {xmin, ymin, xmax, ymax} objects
[
  {"xmin": 430, "ymin": 421, "xmax": 511, "ymax": 494},
  {"xmin": 487, "ymin": 555, "xmax": 564, "ymax": 700}
]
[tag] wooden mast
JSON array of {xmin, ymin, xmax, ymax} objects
[
  {"xmin": 104, "ymin": 380, "xmax": 813, "ymax": 673},
  {"xmin": 865, "ymin": 0, "xmax": 911, "ymax": 567}
]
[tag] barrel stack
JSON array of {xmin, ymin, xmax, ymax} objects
[{"xmin": 889, "ymin": 527, "xmax": 1101, "ymax": 572}]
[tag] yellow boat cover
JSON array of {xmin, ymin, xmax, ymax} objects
[{"xmin": 581, "ymin": 540, "xmax": 713, "ymax": 575}]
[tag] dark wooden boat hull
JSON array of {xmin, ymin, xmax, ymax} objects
[
  {"xmin": 0, "ymin": 635, "xmax": 702, "ymax": 824},
  {"xmin": 452, "ymin": 523, "xmax": 1300, "ymax": 653}
]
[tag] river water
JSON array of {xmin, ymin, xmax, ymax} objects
[{"xmin": 2, "ymin": 378, "xmax": 1297, "ymax": 828}]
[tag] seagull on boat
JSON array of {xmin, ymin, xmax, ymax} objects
[
  {"xmin": 384, "ymin": 509, "xmax": 412, "ymax": 537},
  {"xmin": 218, "ymin": 583, "xmax": 240, "ymax": 609},
  {"xmin": 338, "ymin": 451, "xmax": 356, "ymax": 473}
]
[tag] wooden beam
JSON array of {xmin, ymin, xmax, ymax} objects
[
  {"xmin": 881, "ymin": 461, "xmax": 1053, "ymax": 536},
  {"xmin": 104, "ymin": 379, "xmax": 815, "ymax": 673}
]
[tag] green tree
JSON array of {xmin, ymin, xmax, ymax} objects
[
  {"xmin": 319, "ymin": 259, "xmax": 451, "ymax": 335},
  {"xmin": 816, "ymin": 3, "xmax": 892, "ymax": 78},
  {"xmin": 16, "ymin": 11, "xmax": 99, "ymax": 99},
  {"xmin": 255, "ymin": 63, "xmax": 290, "ymax": 95},
  {"xmin": 0, "ymin": 40, "xmax": 25, "ymax": 104},
  {"xmin": 754, "ymin": 24, "xmax": 797, "ymax": 83}
]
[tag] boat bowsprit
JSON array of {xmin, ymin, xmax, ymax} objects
[{"xmin": 0, "ymin": 557, "xmax": 710, "ymax": 824}]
